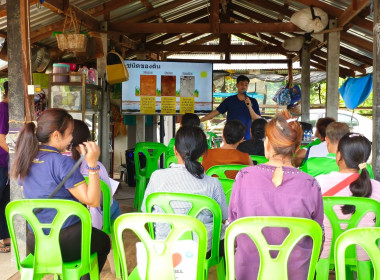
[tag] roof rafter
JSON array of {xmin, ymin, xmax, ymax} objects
[{"xmin": 338, "ymin": 0, "xmax": 371, "ymax": 28}]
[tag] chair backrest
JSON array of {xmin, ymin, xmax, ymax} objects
[
  {"xmin": 206, "ymin": 132, "xmax": 218, "ymax": 149},
  {"xmin": 323, "ymin": 196, "xmax": 380, "ymax": 261},
  {"xmin": 218, "ymin": 178, "xmax": 234, "ymax": 205},
  {"xmin": 113, "ymin": 213, "xmax": 207, "ymax": 280},
  {"xmin": 225, "ymin": 216, "xmax": 323, "ymax": 280},
  {"xmin": 84, "ymin": 177, "xmax": 112, "ymax": 234},
  {"xmin": 134, "ymin": 142, "xmax": 167, "ymax": 179},
  {"xmin": 335, "ymin": 227, "xmax": 380, "ymax": 280},
  {"xmin": 165, "ymin": 138, "xmax": 176, "ymax": 163},
  {"xmin": 205, "ymin": 164, "xmax": 248, "ymax": 179},
  {"xmin": 250, "ymin": 155, "xmax": 269, "ymax": 165},
  {"xmin": 5, "ymin": 199, "xmax": 92, "ymax": 275},
  {"xmin": 165, "ymin": 155, "xmax": 178, "ymax": 168},
  {"xmin": 146, "ymin": 192, "xmax": 222, "ymax": 266}
]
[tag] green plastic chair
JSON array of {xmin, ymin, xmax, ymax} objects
[
  {"xmin": 5, "ymin": 199, "xmax": 99, "ymax": 280},
  {"xmin": 250, "ymin": 155, "xmax": 269, "ymax": 165},
  {"xmin": 84, "ymin": 177, "xmax": 121, "ymax": 279},
  {"xmin": 205, "ymin": 164, "xmax": 248, "ymax": 179},
  {"xmin": 134, "ymin": 142, "xmax": 168, "ymax": 211},
  {"xmin": 146, "ymin": 192, "xmax": 225, "ymax": 279},
  {"xmin": 225, "ymin": 216, "xmax": 323, "ymax": 280},
  {"xmin": 334, "ymin": 228, "xmax": 380, "ymax": 280},
  {"xmin": 206, "ymin": 132, "xmax": 220, "ymax": 149},
  {"xmin": 165, "ymin": 154, "xmax": 178, "ymax": 168},
  {"xmin": 218, "ymin": 178, "xmax": 234, "ymax": 206},
  {"xmin": 165, "ymin": 138, "xmax": 176, "ymax": 164},
  {"xmin": 316, "ymin": 196, "xmax": 380, "ymax": 280},
  {"xmin": 113, "ymin": 213, "xmax": 208, "ymax": 280}
]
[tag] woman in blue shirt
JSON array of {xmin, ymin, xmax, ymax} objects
[{"xmin": 11, "ymin": 108, "xmax": 110, "ymax": 279}]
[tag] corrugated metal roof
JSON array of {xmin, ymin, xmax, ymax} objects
[{"xmin": 0, "ymin": 0, "xmax": 375, "ymax": 75}]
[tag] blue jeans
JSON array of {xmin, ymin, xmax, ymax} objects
[
  {"xmin": 110, "ymin": 199, "xmax": 121, "ymax": 220},
  {"xmin": 0, "ymin": 167, "xmax": 9, "ymax": 240}
]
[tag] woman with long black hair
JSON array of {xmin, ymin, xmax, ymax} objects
[
  {"xmin": 316, "ymin": 133, "xmax": 380, "ymax": 261},
  {"xmin": 141, "ymin": 126, "xmax": 228, "ymax": 252}
]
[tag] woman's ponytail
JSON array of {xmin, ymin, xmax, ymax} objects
[
  {"xmin": 342, "ymin": 168, "xmax": 372, "ymax": 214},
  {"xmin": 10, "ymin": 122, "xmax": 39, "ymax": 179},
  {"xmin": 338, "ymin": 133, "xmax": 372, "ymax": 214},
  {"xmin": 184, "ymin": 153, "xmax": 204, "ymax": 179},
  {"xmin": 175, "ymin": 126, "xmax": 207, "ymax": 179}
]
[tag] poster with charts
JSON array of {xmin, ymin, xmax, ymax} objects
[{"xmin": 122, "ymin": 60, "xmax": 213, "ymax": 115}]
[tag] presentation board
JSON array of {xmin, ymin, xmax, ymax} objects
[{"xmin": 122, "ymin": 60, "xmax": 213, "ymax": 114}]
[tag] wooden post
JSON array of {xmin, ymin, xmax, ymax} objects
[
  {"xmin": 7, "ymin": 0, "xmax": 29, "ymax": 260},
  {"xmin": 373, "ymin": 0, "xmax": 380, "ymax": 180},
  {"xmin": 98, "ymin": 22, "xmax": 109, "ymax": 170},
  {"xmin": 301, "ymin": 45, "xmax": 310, "ymax": 122},
  {"xmin": 326, "ymin": 19, "xmax": 340, "ymax": 120}
]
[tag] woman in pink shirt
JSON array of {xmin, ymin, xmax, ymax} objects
[{"xmin": 316, "ymin": 133, "xmax": 379, "ymax": 260}]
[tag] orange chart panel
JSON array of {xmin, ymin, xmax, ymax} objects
[
  {"xmin": 140, "ymin": 75, "xmax": 157, "ymax": 96},
  {"xmin": 161, "ymin": 75, "xmax": 176, "ymax": 96}
]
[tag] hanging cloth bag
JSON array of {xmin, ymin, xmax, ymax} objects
[{"xmin": 106, "ymin": 50, "xmax": 129, "ymax": 85}]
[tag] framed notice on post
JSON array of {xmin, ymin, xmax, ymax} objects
[{"xmin": 122, "ymin": 60, "xmax": 213, "ymax": 115}]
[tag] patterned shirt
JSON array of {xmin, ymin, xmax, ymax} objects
[{"xmin": 141, "ymin": 163, "xmax": 228, "ymax": 250}]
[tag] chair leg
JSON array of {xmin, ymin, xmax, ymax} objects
[
  {"xmin": 216, "ymin": 257, "xmax": 226, "ymax": 280},
  {"xmin": 89, "ymin": 254, "xmax": 100, "ymax": 280},
  {"xmin": 315, "ymin": 258, "xmax": 330, "ymax": 280},
  {"xmin": 110, "ymin": 232, "xmax": 122, "ymax": 279},
  {"xmin": 357, "ymin": 260, "xmax": 373, "ymax": 280}
]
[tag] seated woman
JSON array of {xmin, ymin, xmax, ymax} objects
[
  {"xmin": 141, "ymin": 126, "xmax": 228, "ymax": 253},
  {"xmin": 202, "ymin": 120, "xmax": 253, "ymax": 179},
  {"xmin": 229, "ymin": 110, "xmax": 324, "ymax": 280},
  {"xmin": 11, "ymin": 109, "xmax": 110, "ymax": 279},
  {"xmin": 316, "ymin": 133, "xmax": 380, "ymax": 261},
  {"xmin": 71, "ymin": 119, "xmax": 121, "ymax": 229},
  {"xmin": 237, "ymin": 118, "xmax": 267, "ymax": 156}
]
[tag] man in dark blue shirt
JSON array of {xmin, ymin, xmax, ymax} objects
[{"xmin": 201, "ymin": 75, "xmax": 261, "ymax": 140}]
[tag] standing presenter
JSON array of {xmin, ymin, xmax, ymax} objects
[{"xmin": 200, "ymin": 75, "xmax": 261, "ymax": 140}]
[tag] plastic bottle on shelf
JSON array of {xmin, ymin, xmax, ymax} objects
[
  {"xmin": 88, "ymin": 68, "xmax": 97, "ymax": 85},
  {"xmin": 81, "ymin": 66, "xmax": 89, "ymax": 83},
  {"xmin": 303, "ymin": 130, "xmax": 307, "ymax": 141}
]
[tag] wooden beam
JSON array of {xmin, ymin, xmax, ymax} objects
[
  {"xmin": 0, "ymin": 0, "xmax": 38, "ymax": 18},
  {"xmin": 41, "ymin": 0, "xmax": 68, "ymax": 13},
  {"xmin": 340, "ymin": 45, "xmax": 373, "ymax": 65},
  {"xmin": 293, "ymin": 0, "xmax": 372, "ymax": 32},
  {"xmin": 242, "ymin": 0, "xmax": 293, "ymax": 18},
  {"xmin": 140, "ymin": 0, "xmax": 153, "ymax": 10},
  {"xmin": 42, "ymin": 0, "xmax": 100, "ymax": 31},
  {"xmin": 314, "ymin": 49, "xmax": 366, "ymax": 74},
  {"xmin": 340, "ymin": 32, "xmax": 372, "ymax": 52},
  {"xmin": 144, "ymin": 44, "xmax": 283, "ymax": 52},
  {"xmin": 69, "ymin": 6, "xmax": 100, "ymax": 30},
  {"xmin": 31, "ymin": 0, "xmax": 137, "ymax": 42},
  {"xmin": 87, "ymin": 0, "xmax": 138, "ymax": 17},
  {"xmin": 166, "ymin": 59, "xmax": 289, "ymax": 63},
  {"xmin": 339, "ymin": 0, "xmax": 370, "ymax": 27},
  {"xmin": 110, "ymin": 22, "xmax": 302, "ymax": 34},
  {"xmin": 310, "ymin": 55, "xmax": 353, "ymax": 77},
  {"xmin": 210, "ymin": 0, "xmax": 220, "ymax": 33}
]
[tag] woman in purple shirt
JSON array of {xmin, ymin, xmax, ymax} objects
[{"xmin": 229, "ymin": 110, "xmax": 324, "ymax": 280}]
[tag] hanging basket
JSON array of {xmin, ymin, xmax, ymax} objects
[
  {"xmin": 56, "ymin": 33, "xmax": 88, "ymax": 52},
  {"xmin": 56, "ymin": 8, "xmax": 88, "ymax": 52}
]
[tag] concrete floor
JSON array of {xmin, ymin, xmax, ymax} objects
[{"xmin": 3, "ymin": 180, "xmax": 136, "ymax": 280}]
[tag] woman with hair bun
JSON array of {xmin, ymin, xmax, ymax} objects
[
  {"xmin": 228, "ymin": 110, "xmax": 324, "ymax": 280},
  {"xmin": 316, "ymin": 133, "xmax": 380, "ymax": 261},
  {"xmin": 141, "ymin": 126, "xmax": 228, "ymax": 253}
]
